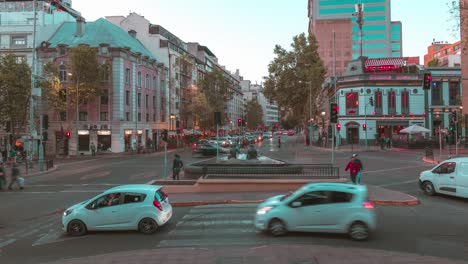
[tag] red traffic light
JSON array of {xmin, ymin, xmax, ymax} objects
[
  {"xmin": 362, "ymin": 123, "xmax": 367, "ymax": 130},
  {"xmin": 65, "ymin": 131, "xmax": 71, "ymax": 137},
  {"xmin": 336, "ymin": 124, "xmax": 341, "ymax": 131}
]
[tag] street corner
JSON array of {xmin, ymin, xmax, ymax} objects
[{"xmin": 367, "ymin": 185, "xmax": 420, "ymax": 206}]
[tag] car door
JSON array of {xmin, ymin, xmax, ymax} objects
[
  {"xmin": 456, "ymin": 162, "xmax": 468, "ymax": 198},
  {"xmin": 319, "ymin": 191, "xmax": 355, "ymax": 231},
  {"xmin": 119, "ymin": 192, "xmax": 148, "ymax": 228},
  {"xmin": 86, "ymin": 192, "xmax": 122, "ymax": 230},
  {"xmin": 434, "ymin": 162, "xmax": 457, "ymax": 194},
  {"xmin": 286, "ymin": 190, "xmax": 330, "ymax": 231}
]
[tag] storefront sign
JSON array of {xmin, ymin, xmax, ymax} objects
[
  {"xmin": 97, "ymin": 130, "xmax": 111, "ymax": 136},
  {"xmin": 124, "ymin": 130, "xmax": 133, "ymax": 135},
  {"xmin": 78, "ymin": 130, "xmax": 89, "ymax": 135},
  {"xmin": 137, "ymin": 130, "xmax": 143, "ymax": 134}
]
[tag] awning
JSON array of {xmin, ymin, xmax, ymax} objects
[{"xmin": 365, "ymin": 58, "xmax": 406, "ymax": 67}]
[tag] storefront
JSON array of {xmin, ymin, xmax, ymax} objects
[
  {"xmin": 124, "ymin": 130, "xmax": 132, "ymax": 151},
  {"xmin": 97, "ymin": 130, "xmax": 112, "ymax": 151},
  {"xmin": 78, "ymin": 130, "xmax": 90, "ymax": 152}
]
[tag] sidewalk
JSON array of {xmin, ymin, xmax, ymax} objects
[{"xmin": 43, "ymin": 243, "xmax": 465, "ymax": 264}]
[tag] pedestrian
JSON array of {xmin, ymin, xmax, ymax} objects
[
  {"xmin": 172, "ymin": 154, "xmax": 183, "ymax": 180},
  {"xmin": 345, "ymin": 154, "xmax": 364, "ymax": 184},
  {"xmin": 0, "ymin": 162, "xmax": 6, "ymax": 191},
  {"xmin": 278, "ymin": 136, "xmax": 281, "ymax": 148},
  {"xmin": 385, "ymin": 137, "xmax": 391, "ymax": 149},
  {"xmin": 90, "ymin": 142, "xmax": 96, "ymax": 156},
  {"xmin": 8, "ymin": 162, "xmax": 23, "ymax": 190}
]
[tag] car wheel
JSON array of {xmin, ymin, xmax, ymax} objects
[
  {"xmin": 349, "ymin": 222, "xmax": 369, "ymax": 241},
  {"xmin": 423, "ymin": 181, "xmax": 436, "ymax": 196},
  {"xmin": 269, "ymin": 219, "xmax": 287, "ymax": 237},
  {"xmin": 138, "ymin": 218, "xmax": 158, "ymax": 235},
  {"xmin": 67, "ymin": 220, "xmax": 87, "ymax": 236}
]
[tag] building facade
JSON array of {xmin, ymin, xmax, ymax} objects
[
  {"xmin": 241, "ymin": 81, "xmax": 280, "ymax": 130},
  {"xmin": 308, "ymin": 0, "xmax": 402, "ymax": 77},
  {"xmin": 38, "ymin": 18, "xmax": 165, "ymax": 155},
  {"xmin": 424, "ymin": 40, "xmax": 461, "ymax": 67}
]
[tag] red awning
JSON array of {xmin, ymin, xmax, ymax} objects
[{"xmin": 364, "ymin": 58, "xmax": 406, "ymax": 67}]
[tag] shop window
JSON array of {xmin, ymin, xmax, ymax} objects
[
  {"xmin": 401, "ymin": 91, "xmax": 409, "ymax": 115},
  {"xmin": 345, "ymin": 92, "xmax": 358, "ymax": 115}
]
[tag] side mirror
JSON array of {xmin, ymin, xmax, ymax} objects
[{"xmin": 291, "ymin": 201, "xmax": 302, "ymax": 208}]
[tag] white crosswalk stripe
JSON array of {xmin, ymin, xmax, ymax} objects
[{"xmin": 157, "ymin": 203, "xmax": 265, "ymax": 248}]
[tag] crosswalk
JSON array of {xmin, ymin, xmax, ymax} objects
[{"xmin": 157, "ymin": 203, "xmax": 267, "ymax": 248}]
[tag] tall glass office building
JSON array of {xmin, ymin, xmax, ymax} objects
[{"xmin": 308, "ymin": 0, "xmax": 402, "ymax": 76}]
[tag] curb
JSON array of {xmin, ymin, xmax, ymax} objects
[
  {"xmin": 422, "ymin": 157, "xmax": 439, "ymax": 165},
  {"xmin": 24, "ymin": 165, "xmax": 58, "ymax": 177}
]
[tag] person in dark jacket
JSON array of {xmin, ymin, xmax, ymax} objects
[
  {"xmin": 345, "ymin": 154, "xmax": 363, "ymax": 184},
  {"xmin": 172, "ymin": 154, "xmax": 183, "ymax": 180}
]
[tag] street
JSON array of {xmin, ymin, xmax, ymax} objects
[{"xmin": 1, "ymin": 136, "xmax": 468, "ymax": 263}]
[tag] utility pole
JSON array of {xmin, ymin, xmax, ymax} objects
[
  {"xmin": 354, "ymin": 3, "xmax": 364, "ymax": 58},
  {"xmin": 309, "ymin": 82, "xmax": 312, "ymax": 147}
]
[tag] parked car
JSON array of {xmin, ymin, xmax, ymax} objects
[
  {"xmin": 62, "ymin": 185, "xmax": 172, "ymax": 236},
  {"xmin": 255, "ymin": 182, "xmax": 376, "ymax": 241},
  {"xmin": 287, "ymin": 130, "xmax": 296, "ymax": 136},
  {"xmin": 193, "ymin": 142, "xmax": 229, "ymax": 156},
  {"xmin": 275, "ymin": 131, "xmax": 283, "ymax": 135},
  {"xmin": 419, "ymin": 157, "xmax": 468, "ymax": 198}
]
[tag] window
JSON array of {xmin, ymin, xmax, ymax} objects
[
  {"xmin": 100, "ymin": 112, "xmax": 108, "ymax": 121},
  {"xmin": 374, "ymin": 91, "xmax": 382, "ymax": 115},
  {"xmin": 123, "ymin": 193, "xmax": 146, "ymax": 204},
  {"xmin": 88, "ymin": 193, "xmax": 122, "ymax": 209},
  {"xmin": 145, "ymin": 95, "xmax": 149, "ymax": 109},
  {"xmin": 153, "ymin": 96, "xmax": 156, "ymax": 109},
  {"xmin": 449, "ymin": 82, "xmax": 460, "ymax": 105},
  {"xmin": 401, "ymin": 91, "xmax": 409, "ymax": 115},
  {"xmin": 11, "ymin": 36, "xmax": 26, "ymax": 46},
  {"xmin": 126, "ymin": 112, "xmax": 130, "ymax": 121},
  {"xmin": 138, "ymin": 93, "xmax": 141, "ymax": 107},
  {"xmin": 388, "ymin": 91, "xmax": 396, "ymax": 115},
  {"xmin": 125, "ymin": 68, "xmax": 131, "ymax": 84},
  {"xmin": 154, "ymin": 189, "xmax": 167, "ymax": 202},
  {"xmin": 59, "ymin": 112, "xmax": 67, "ymax": 121},
  {"xmin": 138, "ymin": 112, "xmax": 141, "ymax": 122},
  {"xmin": 153, "ymin": 76, "xmax": 157, "ymax": 90},
  {"xmin": 126, "ymin": 91, "xmax": 130, "ymax": 105},
  {"xmin": 153, "ymin": 113, "xmax": 156, "ymax": 122},
  {"xmin": 101, "ymin": 89, "xmax": 109, "ymax": 104},
  {"xmin": 145, "ymin": 74, "xmax": 149, "ymax": 88},
  {"xmin": 431, "ymin": 82, "xmax": 443, "ymax": 105},
  {"xmin": 59, "ymin": 65, "xmax": 67, "ymax": 81},
  {"xmin": 15, "ymin": 56, "xmax": 25, "ymax": 63},
  {"xmin": 79, "ymin": 112, "xmax": 88, "ymax": 121},
  {"xmin": 434, "ymin": 162, "xmax": 456, "ymax": 174},
  {"xmin": 137, "ymin": 71, "xmax": 142, "ymax": 87},
  {"xmin": 293, "ymin": 191, "xmax": 329, "ymax": 207},
  {"xmin": 146, "ymin": 113, "xmax": 149, "ymax": 122},
  {"xmin": 328, "ymin": 191, "xmax": 353, "ymax": 203},
  {"xmin": 345, "ymin": 92, "xmax": 358, "ymax": 115},
  {"xmin": 100, "ymin": 64, "xmax": 110, "ymax": 81}
]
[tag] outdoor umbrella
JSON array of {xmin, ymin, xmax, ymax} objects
[{"xmin": 399, "ymin": 124, "xmax": 431, "ymax": 134}]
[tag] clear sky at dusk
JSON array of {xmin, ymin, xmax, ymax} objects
[{"xmin": 72, "ymin": 0, "xmax": 459, "ymax": 83}]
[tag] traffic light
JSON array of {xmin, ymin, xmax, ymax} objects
[
  {"xmin": 362, "ymin": 123, "xmax": 367, "ymax": 131},
  {"xmin": 65, "ymin": 131, "xmax": 71, "ymax": 138},
  {"xmin": 161, "ymin": 129, "xmax": 168, "ymax": 142},
  {"xmin": 336, "ymin": 123, "xmax": 341, "ymax": 131},
  {"xmin": 369, "ymin": 97, "xmax": 374, "ymax": 107},
  {"xmin": 423, "ymin": 73, "xmax": 432, "ymax": 90},
  {"xmin": 237, "ymin": 118, "xmax": 242, "ymax": 126},
  {"xmin": 330, "ymin": 103, "xmax": 338, "ymax": 123}
]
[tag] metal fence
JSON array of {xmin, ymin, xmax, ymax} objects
[{"xmin": 200, "ymin": 164, "xmax": 340, "ymax": 179}]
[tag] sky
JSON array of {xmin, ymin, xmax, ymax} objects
[{"xmin": 72, "ymin": 0, "xmax": 459, "ymax": 84}]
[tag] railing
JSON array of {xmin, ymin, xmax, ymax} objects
[{"xmin": 200, "ymin": 164, "xmax": 340, "ymax": 179}]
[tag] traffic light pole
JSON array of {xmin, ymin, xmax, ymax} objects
[{"xmin": 364, "ymin": 103, "xmax": 368, "ymax": 151}]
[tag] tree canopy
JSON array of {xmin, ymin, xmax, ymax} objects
[
  {"xmin": 263, "ymin": 33, "xmax": 326, "ymax": 127},
  {"xmin": 245, "ymin": 99, "xmax": 263, "ymax": 129}
]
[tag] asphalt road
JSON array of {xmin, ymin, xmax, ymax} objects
[{"xmin": 0, "ymin": 135, "xmax": 467, "ymax": 263}]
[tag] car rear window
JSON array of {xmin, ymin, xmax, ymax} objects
[
  {"xmin": 154, "ymin": 189, "xmax": 167, "ymax": 202},
  {"xmin": 329, "ymin": 191, "xmax": 353, "ymax": 203}
]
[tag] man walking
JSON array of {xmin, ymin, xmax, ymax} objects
[
  {"xmin": 172, "ymin": 154, "xmax": 183, "ymax": 180},
  {"xmin": 345, "ymin": 154, "xmax": 364, "ymax": 184},
  {"xmin": 8, "ymin": 162, "xmax": 23, "ymax": 190},
  {"xmin": 90, "ymin": 142, "xmax": 96, "ymax": 156}
]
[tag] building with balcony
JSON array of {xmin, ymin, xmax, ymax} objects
[
  {"xmin": 325, "ymin": 57, "xmax": 462, "ymax": 147},
  {"xmin": 424, "ymin": 40, "xmax": 461, "ymax": 67},
  {"xmin": 308, "ymin": 0, "xmax": 402, "ymax": 77},
  {"xmin": 38, "ymin": 18, "xmax": 164, "ymax": 155}
]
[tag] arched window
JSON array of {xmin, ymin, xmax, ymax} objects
[
  {"xmin": 145, "ymin": 74, "xmax": 149, "ymax": 88},
  {"xmin": 137, "ymin": 71, "xmax": 142, "ymax": 86},
  {"xmin": 59, "ymin": 65, "xmax": 67, "ymax": 81}
]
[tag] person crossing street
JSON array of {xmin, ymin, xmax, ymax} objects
[
  {"xmin": 345, "ymin": 154, "xmax": 364, "ymax": 184},
  {"xmin": 172, "ymin": 154, "xmax": 183, "ymax": 180}
]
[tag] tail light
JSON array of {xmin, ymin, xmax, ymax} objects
[
  {"xmin": 153, "ymin": 200, "xmax": 163, "ymax": 211},
  {"xmin": 363, "ymin": 201, "xmax": 374, "ymax": 209},
  {"xmin": 164, "ymin": 193, "xmax": 168, "ymax": 198}
]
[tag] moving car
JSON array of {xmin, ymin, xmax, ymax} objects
[
  {"xmin": 62, "ymin": 184, "xmax": 172, "ymax": 236},
  {"xmin": 255, "ymin": 183, "xmax": 376, "ymax": 241},
  {"xmin": 193, "ymin": 142, "xmax": 229, "ymax": 156},
  {"xmin": 263, "ymin": 132, "xmax": 273, "ymax": 138},
  {"xmin": 419, "ymin": 157, "xmax": 468, "ymax": 198}
]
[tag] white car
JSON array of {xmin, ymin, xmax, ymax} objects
[
  {"xmin": 62, "ymin": 184, "xmax": 172, "ymax": 236},
  {"xmin": 255, "ymin": 183, "xmax": 376, "ymax": 241},
  {"xmin": 419, "ymin": 157, "xmax": 468, "ymax": 198}
]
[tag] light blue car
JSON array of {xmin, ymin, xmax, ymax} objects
[
  {"xmin": 62, "ymin": 184, "xmax": 172, "ymax": 236},
  {"xmin": 255, "ymin": 183, "xmax": 376, "ymax": 241}
]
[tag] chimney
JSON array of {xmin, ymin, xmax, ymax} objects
[{"xmin": 76, "ymin": 17, "xmax": 85, "ymax": 37}]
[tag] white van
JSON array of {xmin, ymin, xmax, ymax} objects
[{"xmin": 419, "ymin": 157, "xmax": 468, "ymax": 198}]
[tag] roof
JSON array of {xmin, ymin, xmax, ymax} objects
[
  {"xmin": 365, "ymin": 58, "xmax": 406, "ymax": 67},
  {"xmin": 48, "ymin": 18, "xmax": 155, "ymax": 59},
  {"xmin": 303, "ymin": 182, "xmax": 367, "ymax": 192},
  {"xmin": 106, "ymin": 184, "xmax": 161, "ymax": 193}
]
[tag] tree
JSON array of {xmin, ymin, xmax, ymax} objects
[
  {"xmin": 37, "ymin": 61, "xmax": 67, "ymax": 115},
  {"xmin": 427, "ymin": 58, "xmax": 439, "ymax": 67},
  {"xmin": 197, "ymin": 67, "xmax": 234, "ymax": 125},
  {"xmin": 175, "ymin": 53, "xmax": 196, "ymax": 129},
  {"xmin": 0, "ymin": 54, "xmax": 31, "ymax": 138},
  {"xmin": 245, "ymin": 99, "xmax": 263, "ymax": 129},
  {"xmin": 263, "ymin": 33, "xmax": 326, "ymax": 130},
  {"xmin": 189, "ymin": 91, "xmax": 214, "ymax": 131}
]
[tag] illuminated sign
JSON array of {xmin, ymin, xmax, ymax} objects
[
  {"xmin": 78, "ymin": 130, "xmax": 89, "ymax": 135},
  {"xmin": 124, "ymin": 130, "xmax": 133, "ymax": 135},
  {"xmin": 97, "ymin": 130, "xmax": 111, "ymax": 135}
]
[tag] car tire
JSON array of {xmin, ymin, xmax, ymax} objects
[
  {"xmin": 269, "ymin": 219, "xmax": 287, "ymax": 237},
  {"xmin": 349, "ymin": 222, "xmax": 370, "ymax": 241},
  {"xmin": 138, "ymin": 218, "xmax": 158, "ymax": 235},
  {"xmin": 67, "ymin": 220, "xmax": 87, "ymax": 236},
  {"xmin": 423, "ymin": 181, "xmax": 436, "ymax": 196}
]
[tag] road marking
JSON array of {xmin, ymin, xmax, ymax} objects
[
  {"xmin": 80, "ymin": 170, "xmax": 111, "ymax": 181},
  {"xmin": 176, "ymin": 219, "xmax": 254, "ymax": 227},
  {"xmin": 377, "ymin": 179, "xmax": 420, "ymax": 187},
  {"xmin": 0, "ymin": 239, "xmax": 16, "ymax": 249}
]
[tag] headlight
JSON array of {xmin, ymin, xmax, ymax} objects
[
  {"xmin": 257, "ymin": 206, "xmax": 274, "ymax": 215},
  {"xmin": 63, "ymin": 209, "xmax": 73, "ymax": 217}
]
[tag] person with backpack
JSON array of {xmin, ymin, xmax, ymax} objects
[
  {"xmin": 345, "ymin": 154, "xmax": 364, "ymax": 184},
  {"xmin": 172, "ymin": 154, "xmax": 183, "ymax": 180},
  {"xmin": 8, "ymin": 162, "xmax": 23, "ymax": 190}
]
